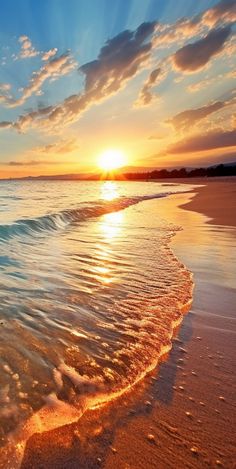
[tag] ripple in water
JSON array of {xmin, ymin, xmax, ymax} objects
[{"xmin": 0, "ymin": 181, "xmax": 194, "ymax": 467}]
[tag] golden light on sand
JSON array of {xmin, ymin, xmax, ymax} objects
[{"xmin": 98, "ymin": 149, "xmax": 126, "ymax": 172}]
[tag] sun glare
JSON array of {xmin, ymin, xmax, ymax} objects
[{"xmin": 98, "ymin": 149, "xmax": 126, "ymax": 172}]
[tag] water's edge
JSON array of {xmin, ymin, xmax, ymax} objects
[{"xmin": 0, "ymin": 190, "xmax": 194, "ymax": 469}]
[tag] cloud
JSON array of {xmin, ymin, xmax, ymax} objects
[
  {"xmin": 0, "ymin": 83, "xmax": 12, "ymax": 104},
  {"xmin": 80, "ymin": 22, "xmax": 156, "ymax": 97},
  {"xmin": 0, "ymin": 83, "xmax": 11, "ymax": 92},
  {"xmin": 0, "ymin": 121, "xmax": 12, "ymax": 129},
  {"xmin": 188, "ymin": 77, "xmax": 215, "ymax": 93},
  {"xmin": 154, "ymin": 0, "xmax": 235, "ymax": 48},
  {"xmin": 19, "ymin": 35, "xmax": 28, "ymax": 41},
  {"xmin": 167, "ymin": 129, "xmax": 236, "ymax": 154},
  {"xmin": 224, "ymin": 35, "xmax": 236, "ymax": 57},
  {"xmin": 42, "ymin": 48, "xmax": 58, "ymax": 61},
  {"xmin": 202, "ymin": 0, "xmax": 236, "ymax": 27},
  {"xmin": 5, "ymin": 159, "xmax": 66, "ymax": 166},
  {"xmin": 0, "ymin": 22, "xmax": 157, "ymax": 132},
  {"xmin": 173, "ymin": 26, "xmax": 232, "ymax": 72},
  {"xmin": 7, "ymin": 160, "xmax": 43, "ymax": 166},
  {"xmin": 135, "ymin": 67, "xmax": 165, "ymax": 106},
  {"xmin": 5, "ymin": 53, "xmax": 77, "ymax": 108},
  {"xmin": 4, "ymin": 138, "xmax": 79, "ymax": 167},
  {"xmin": 18, "ymin": 35, "xmax": 39, "ymax": 59},
  {"xmin": 154, "ymin": 16, "xmax": 202, "ymax": 47},
  {"xmin": 188, "ymin": 68, "xmax": 236, "ymax": 93},
  {"xmin": 167, "ymin": 99, "xmax": 234, "ymax": 131},
  {"xmin": 0, "ymin": 96, "xmax": 8, "ymax": 104},
  {"xmin": 32, "ymin": 138, "xmax": 79, "ymax": 154}
]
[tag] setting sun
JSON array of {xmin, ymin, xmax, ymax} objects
[{"xmin": 98, "ymin": 149, "xmax": 126, "ymax": 172}]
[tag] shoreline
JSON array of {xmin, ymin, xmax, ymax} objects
[
  {"xmin": 20, "ymin": 179, "xmax": 236, "ymax": 468},
  {"xmin": 180, "ymin": 178, "xmax": 236, "ymax": 227}
]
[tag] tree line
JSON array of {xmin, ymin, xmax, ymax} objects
[{"xmin": 124, "ymin": 163, "xmax": 236, "ymax": 180}]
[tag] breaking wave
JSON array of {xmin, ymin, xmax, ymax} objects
[{"xmin": 0, "ymin": 193, "xmax": 172, "ymax": 241}]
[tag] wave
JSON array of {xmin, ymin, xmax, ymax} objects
[
  {"xmin": 0, "ymin": 192, "xmax": 172, "ymax": 241},
  {"xmin": 0, "ymin": 295, "xmax": 193, "ymax": 469},
  {"xmin": 0, "ymin": 187, "xmax": 193, "ymax": 468}
]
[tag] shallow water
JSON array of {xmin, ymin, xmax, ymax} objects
[{"xmin": 0, "ymin": 180, "xmax": 195, "ymax": 461}]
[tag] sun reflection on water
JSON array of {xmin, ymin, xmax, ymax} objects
[
  {"xmin": 100, "ymin": 181, "xmax": 120, "ymax": 201},
  {"xmin": 100, "ymin": 210, "xmax": 124, "ymax": 241},
  {"xmin": 94, "ymin": 184, "xmax": 125, "ymax": 285}
]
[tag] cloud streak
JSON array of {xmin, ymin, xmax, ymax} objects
[
  {"xmin": 0, "ymin": 121, "xmax": 12, "ymax": 129},
  {"xmin": 32, "ymin": 138, "xmax": 79, "ymax": 155},
  {"xmin": 5, "ymin": 53, "xmax": 77, "ymax": 108},
  {"xmin": 4, "ymin": 138, "xmax": 79, "ymax": 167},
  {"xmin": 5, "ymin": 159, "xmax": 67, "ymax": 166},
  {"xmin": 167, "ymin": 99, "xmax": 235, "ymax": 131},
  {"xmin": 167, "ymin": 129, "xmax": 236, "ymax": 154}
]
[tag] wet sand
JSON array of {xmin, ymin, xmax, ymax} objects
[{"xmin": 21, "ymin": 179, "xmax": 236, "ymax": 469}]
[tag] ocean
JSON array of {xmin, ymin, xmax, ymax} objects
[{"xmin": 0, "ymin": 180, "xmax": 195, "ymax": 465}]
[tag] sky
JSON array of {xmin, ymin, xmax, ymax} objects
[{"xmin": 0, "ymin": 0, "xmax": 235, "ymax": 178}]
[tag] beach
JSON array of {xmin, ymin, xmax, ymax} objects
[
  {"xmin": 1, "ymin": 0, "xmax": 235, "ymax": 466},
  {"xmin": 19, "ymin": 178, "xmax": 236, "ymax": 469}
]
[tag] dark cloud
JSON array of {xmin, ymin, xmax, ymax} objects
[
  {"xmin": 173, "ymin": 26, "xmax": 231, "ymax": 72},
  {"xmin": 80, "ymin": 22, "xmax": 156, "ymax": 96},
  {"xmin": 168, "ymin": 129, "xmax": 236, "ymax": 154},
  {"xmin": 167, "ymin": 100, "xmax": 233, "ymax": 131}
]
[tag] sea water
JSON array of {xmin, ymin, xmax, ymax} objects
[{"xmin": 0, "ymin": 180, "xmax": 194, "ymax": 465}]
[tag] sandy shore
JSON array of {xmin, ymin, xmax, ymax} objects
[
  {"xmin": 180, "ymin": 177, "xmax": 236, "ymax": 227},
  {"xmin": 21, "ymin": 178, "xmax": 236, "ymax": 469}
]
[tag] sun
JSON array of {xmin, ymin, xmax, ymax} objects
[{"xmin": 98, "ymin": 149, "xmax": 126, "ymax": 172}]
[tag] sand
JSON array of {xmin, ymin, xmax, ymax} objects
[
  {"xmin": 180, "ymin": 177, "xmax": 236, "ymax": 227},
  {"xmin": 20, "ymin": 178, "xmax": 236, "ymax": 469}
]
